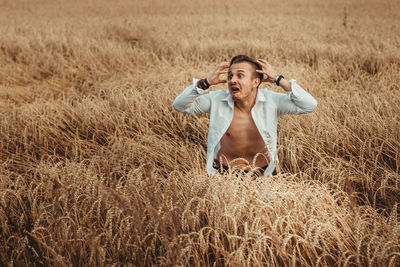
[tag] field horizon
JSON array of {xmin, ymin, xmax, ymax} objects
[{"xmin": 1, "ymin": 0, "xmax": 399, "ymax": 265}]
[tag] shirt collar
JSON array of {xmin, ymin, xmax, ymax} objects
[
  {"xmin": 255, "ymin": 89, "xmax": 266, "ymax": 102},
  {"xmin": 222, "ymin": 92, "xmax": 232, "ymax": 102},
  {"xmin": 222, "ymin": 89, "xmax": 266, "ymax": 107}
]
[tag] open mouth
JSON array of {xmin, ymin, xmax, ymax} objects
[{"xmin": 231, "ymin": 86, "xmax": 240, "ymax": 92}]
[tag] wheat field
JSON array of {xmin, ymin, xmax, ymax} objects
[{"xmin": 0, "ymin": 0, "xmax": 399, "ymax": 265}]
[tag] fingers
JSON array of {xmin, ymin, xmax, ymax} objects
[
  {"xmin": 256, "ymin": 69, "xmax": 273, "ymax": 82},
  {"xmin": 257, "ymin": 59, "xmax": 271, "ymax": 68},
  {"xmin": 218, "ymin": 62, "xmax": 230, "ymax": 70},
  {"xmin": 257, "ymin": 59, "xmax": 268, "ymax": 64},
  {"xmin": 218, "ymin": 70, "xmax": 228, "ymax": 84},
  {"xmin": 256, "ymin": 59, "xmax": 264, "ymax": 65}
]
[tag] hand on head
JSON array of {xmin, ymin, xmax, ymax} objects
[
  {"xmin": 256, "ymin": 59, "xmax": 278, "ymax": 83},
  {"xmin": 207, "ymin": 62, "xmax": 229, "ymax": 86}
]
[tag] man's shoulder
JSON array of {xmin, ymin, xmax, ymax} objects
[
  {"xmin": 259, "ymin": 87, "xmax": 281, "ymax": 94},
  {"xmin": 259, "ymin": 87, "xmax": 286, "ymax": 98},
  {"xmin": 257, "ymin": 88, "xmax": 287, "ymax": 107},
  {"xmin": 208, "ymin": 89, "xmax": 230, "ymax": 99}
]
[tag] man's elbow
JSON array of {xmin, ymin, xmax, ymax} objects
[
  {"xmin": 172, "ymin": 98, "xmax": 185, "ymax": 113},
  {"xmin": 301, "ymin": 98, "xmax": 318, "ymax": 114},
  {"xmin": 172, "ymin": 99, "xmax": 180, "ymax": 111},
  {"xmin": 309, "ymin": 97, "xmax": 318, "ymax": 112}
]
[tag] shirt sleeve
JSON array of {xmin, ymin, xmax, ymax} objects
[
  {"xmin": 275, "ymin": 79, "xmax": 318, "ymax": 116},
  {"xmin": 172, "ymin": 78, "xmax": 212, "ymax": 114}
]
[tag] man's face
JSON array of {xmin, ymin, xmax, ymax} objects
[{"xmin": 227, "ymin": 61, "xmax": 260, "ymax": 101}]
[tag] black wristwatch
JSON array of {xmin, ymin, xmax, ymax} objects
[
  {"xmin": 275, "ymin": 74, "xmax": 284, "ymax": 86},
  {"xmin": 197, "ymin": 78, "xmax": 210, "ymax": 90}
]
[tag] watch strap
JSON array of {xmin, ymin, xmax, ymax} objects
[{"xmin": 275, "ymin": 75, "xmax": 284, "ymax": 86}]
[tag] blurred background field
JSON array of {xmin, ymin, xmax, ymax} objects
[{"xmin": 0, "ymin": 0, "xmax": 399, "ymax": 265}]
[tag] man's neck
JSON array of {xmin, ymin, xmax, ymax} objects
[{"xmin": 234, "ymin": 88, "xmax": 258, "ymax": 113}]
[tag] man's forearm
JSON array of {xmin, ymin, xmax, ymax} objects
[
  {"xmin": 275, "ymin": 79, "xmax": 318, "ymax": 115},
  {"xmin": 278, "ymin": 78, "xmax": 292, "ymax": 92},
  {"xmin": 172, "ymin": 78, "xmax": 211, "ymax": 114}
]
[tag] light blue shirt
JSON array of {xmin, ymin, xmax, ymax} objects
[{"xmin": 173, "ymin": 78, "xmax": 318, "ymax": 177}]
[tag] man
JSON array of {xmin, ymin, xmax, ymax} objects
[{"xmin": 172, "ymin": 55, "xmax": 317, "ymax": 177}]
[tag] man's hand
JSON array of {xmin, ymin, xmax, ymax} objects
[
  {"xmin": 256, "ymin": 59, "xmax": 278, "ymax": 83},
  {"xmin": 207, "ymin": 62, "xmax": 229, "ymax": 86},
  {"xmin": 256, "ymin": 59, "xmax": 291, "ymax": 92}
]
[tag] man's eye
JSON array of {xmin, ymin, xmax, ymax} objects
[
  {"xmin": 228, "ymin": 75, "xmax": 233, "ymax": 79},
  {"xmin": 238, "ymin": 74, "xmax": 243, "ymax": 78}
]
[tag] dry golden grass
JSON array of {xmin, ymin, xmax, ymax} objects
[{"xmin": 1, "ymin": 0, "xmax": 399, "ymax": 265}]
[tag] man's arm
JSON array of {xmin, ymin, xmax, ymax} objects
[
  {"xmin": 172, "ymin": 62, "xmax": 229, "ymax": 114},
  {"xmin": 256, "ymin": 59, "xmax": 318, "ymax": 116},
  {"xmin": 172, "ymin": 78, "xmax": 212, "ymax": 114},
  {"xmin": 273, "ymin": 79, "xmax": 318, "ymax": 116}
]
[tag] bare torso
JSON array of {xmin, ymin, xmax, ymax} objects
[{"xmin": 217, "ymin": 106, "xmax": 269, "ymax": 170}]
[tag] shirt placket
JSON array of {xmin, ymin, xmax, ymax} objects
[
  {"xmin": 251, "ymin": 102, "xmax": 274, "ymax": 161},
  {"xmin": 211, "ymin": 101, "xmax": 234, "ymax": 158}
]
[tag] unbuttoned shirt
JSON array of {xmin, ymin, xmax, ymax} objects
[{"xmin": 172, "ymin": 78, "xmax": 318, "ymax": 177}]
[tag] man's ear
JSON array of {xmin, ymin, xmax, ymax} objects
[{"xmin": 253, "ymin": 76, "xmax": 260, "ymax": 88}]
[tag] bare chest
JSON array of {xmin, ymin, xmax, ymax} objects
[
  {"xmin": 221, "ymin": 109, "xmax": 266, "ymax": 150},
  {"xmin": 217, "ymin": 107, "xmax": 269, "ymax": 167},
  {"xmin": 226, "ymin": 111, "xmax": 258, "ymax": 137}
]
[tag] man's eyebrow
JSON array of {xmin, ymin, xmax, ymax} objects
[{"xmin": 229, "ymin": 69, "xmax": 246, "ymax": 73}]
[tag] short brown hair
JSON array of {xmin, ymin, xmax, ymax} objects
[{"xmin": 230, "ymin": 54, "xmax": 263, "ymax": 83}]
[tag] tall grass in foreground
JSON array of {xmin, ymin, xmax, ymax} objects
[{"xmin": 1, "ymin": 0, "xmax": 399, "ymax": 265}]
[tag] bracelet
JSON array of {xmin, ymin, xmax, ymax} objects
[
  {"xmin": 275, "ymin": 75, "xmax": 284, "ymax": 86},
  {"xmin": 204, "ymin": 78, "xmax": 210, "ymax": 87},
  {"xmin": 197, "ymin": 78, "xmax": 210, "ymax": 90}
]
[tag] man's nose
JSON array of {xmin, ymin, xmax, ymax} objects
[{"xmin": 230, "ymin": 76, "xmax": 238, "ymax": 84}]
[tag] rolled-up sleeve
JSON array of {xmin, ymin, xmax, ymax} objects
[
  {"xmin": 172, "ymin": 78, "xmax": 212, "ymax": 114},
  {"xmin": 276, "ymin": 79, "xmax": 318, "ymax": 116}
]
